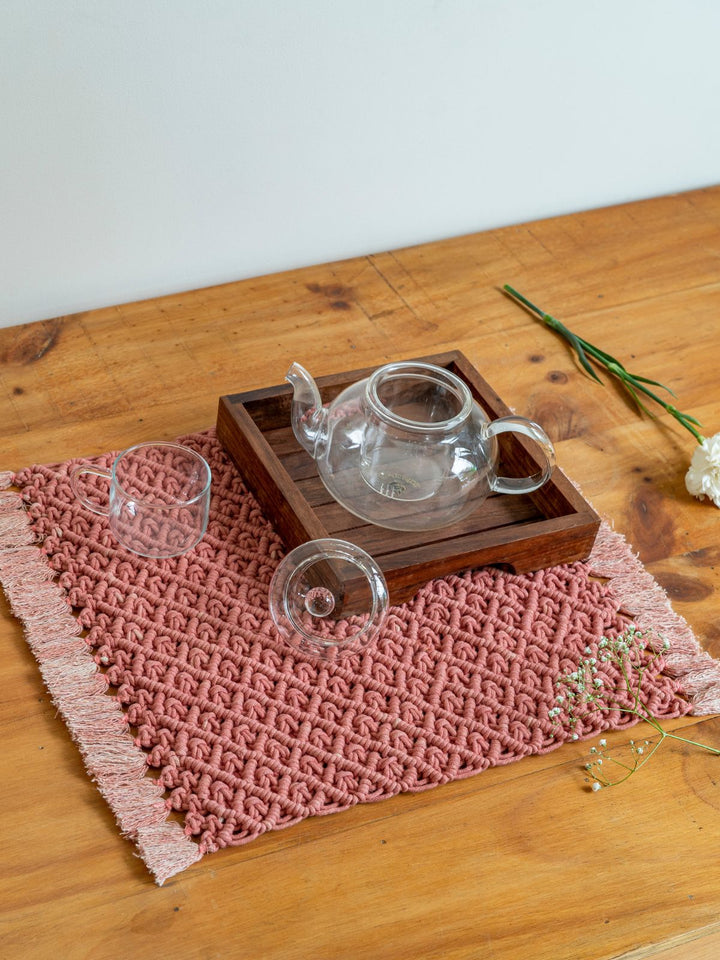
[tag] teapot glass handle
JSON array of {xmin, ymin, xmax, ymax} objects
[{"xmin": 483, "ymin": 416, "xmax": 555, "ymax": 495}]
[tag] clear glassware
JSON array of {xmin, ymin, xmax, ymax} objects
[
  {"xmin": 70, "ymin": 441, "xmax": 211, "ymax": 558},
  {"xmin": 286, "ymin": 360, "xmax": 555, "ymax": 532},
  {"xmin": 269, "ymin": 539, "xmax": 388, "ymax": 660}
]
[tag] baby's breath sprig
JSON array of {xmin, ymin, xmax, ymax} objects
[
  {"xmin": 551, "ymin": 625, "xmax": 720, "ymax": 790},
  {"xmin": 502, "ymin": 284, "xmax": 704, "ymax": 444}
]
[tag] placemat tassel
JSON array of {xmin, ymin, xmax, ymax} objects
[{"xmin": 0, "ymin": 486, "xmax": 202, "ymax": 885}]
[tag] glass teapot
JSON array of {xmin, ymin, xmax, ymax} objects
[{"xmin": 287, "ymin": 360, "xmax": 555, "ymax": 532}]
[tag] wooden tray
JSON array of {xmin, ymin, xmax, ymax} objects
[{"xmin": 216, "ymin": 350, "xmax": 600, "ymax": 604}]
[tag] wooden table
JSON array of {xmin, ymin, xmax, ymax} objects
[{"xmin": 2, "ymin": 186, "xmax": 720, "ymax": 960}]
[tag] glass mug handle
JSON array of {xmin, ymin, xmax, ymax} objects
[
  {"xmin": 69, "ymin": 464, "xmax": 112, "ymax": 516},
  {"xmin": 483, "ymin": 416, "xmax": 556, "ymax": 495}
]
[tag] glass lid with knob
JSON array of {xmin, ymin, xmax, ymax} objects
[{"xmin": 268, "ymin": 539, "xmax": 389, "ymax": 660}]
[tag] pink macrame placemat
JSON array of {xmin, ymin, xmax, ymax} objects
[{"xmin": 1, "ymin": 430, "xmax": 719, "ymax": 885}]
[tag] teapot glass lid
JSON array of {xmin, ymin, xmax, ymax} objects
[{"xmin": 269, "ymin": 539, "xmax": 389, "ymax": 660}]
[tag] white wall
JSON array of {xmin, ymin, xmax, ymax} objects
[{"xmin": 2, "ymin": 0, "xmax": 719, "ymax": 329}]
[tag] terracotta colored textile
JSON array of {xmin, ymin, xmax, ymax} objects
[{"xmin": 1, "ymin": 431, "xmax": 710, "ymax": 883}]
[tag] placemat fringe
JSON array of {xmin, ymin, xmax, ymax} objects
[
  {"xmin": 590, "ymin": 521, "xmax": 720, "ymax": 714},
  {"xmin": 0, "ymin": 479, "xmax": 201, "ymax": 885}
]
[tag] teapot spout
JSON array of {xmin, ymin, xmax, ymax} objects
[{"xmin": 286, "ymin": 362, "xmax": 328, "ymax": 457}]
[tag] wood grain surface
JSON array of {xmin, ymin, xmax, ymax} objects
[{"xmin": 1, "ymin": 186, "xmax": 720, "ymax": 960}]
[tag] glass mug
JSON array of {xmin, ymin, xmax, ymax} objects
[{"xmin": 70, "ymin": 441, "xmax": 212, "ymax": 558}]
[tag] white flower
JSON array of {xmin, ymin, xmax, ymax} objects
[{"xmin": 685, "ymin": 432, "xmax": 720, "ymax": 508}]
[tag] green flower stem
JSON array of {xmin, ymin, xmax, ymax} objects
[
  {"xmin": 603, "ymin": 742, "xmax": 661, "ymax": 787},
  {"xmin": 502, "ymin": 284, "xmax": 704, "ymax": 444},
  {"xmin": 554, "ymin": 628, "xmax": 720, "ymax": 790},
  {"xmin": 663, "ymin": 729, "xmax": 720, "ymax": 753},
  {"xmin": 611, "ymin": 709, "xmax": 720, "ymax": 756},
  {"xmin": 583, "ymin": 705, "xmax": 719, "ymax": 789},
  {"xmin": 589, "ymin": 656, "xmax": 720, "ymax": 756}
]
